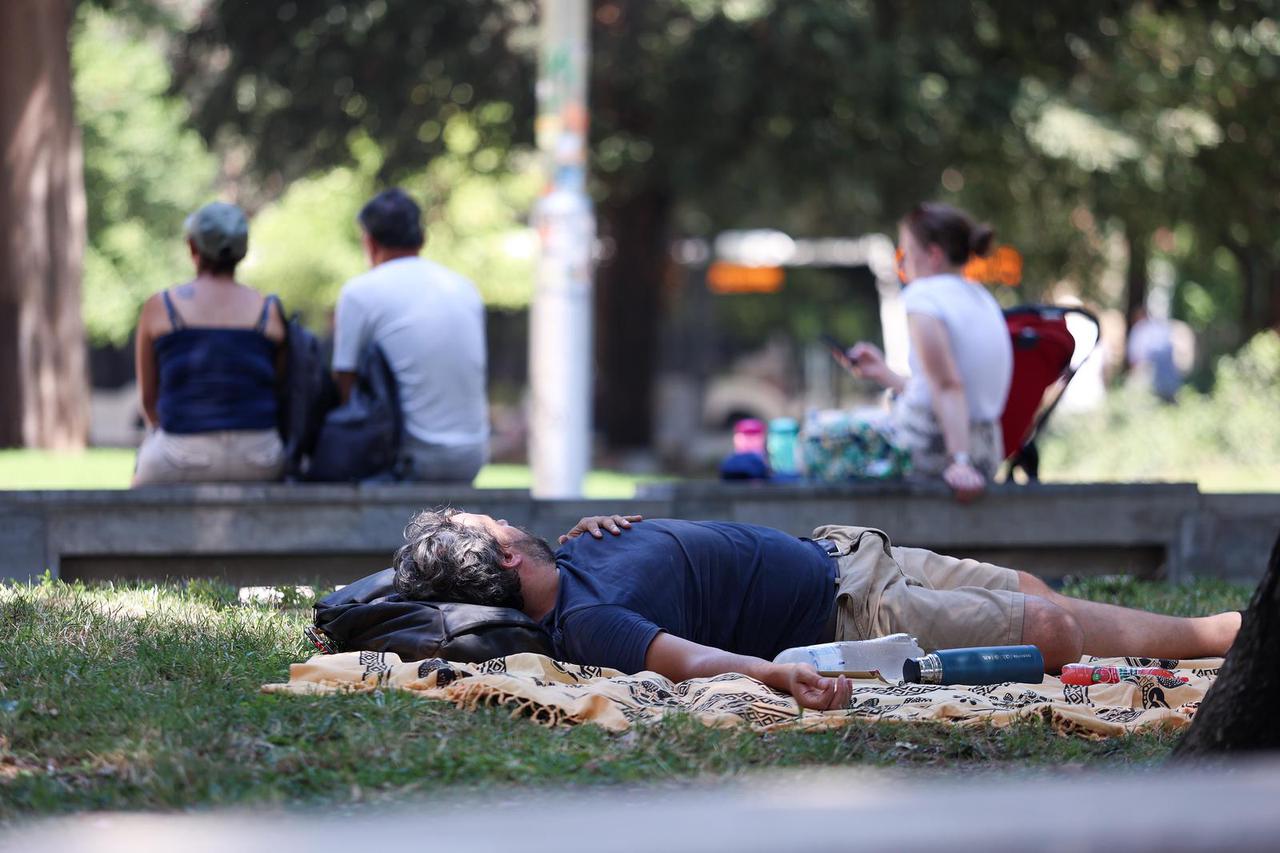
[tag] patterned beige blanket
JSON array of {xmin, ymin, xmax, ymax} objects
[{"xmin": 262, "ymin": 652, "xmax": 1220, "ymax": 737}]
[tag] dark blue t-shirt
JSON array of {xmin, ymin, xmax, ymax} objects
[{"xmin": 544, "ymin": 520, "xmax": 836, "ymax": 674}]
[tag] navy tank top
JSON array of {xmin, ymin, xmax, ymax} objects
[{"xmin": 154, "ymin": 290, "xmax": 279, "ymax": 434}]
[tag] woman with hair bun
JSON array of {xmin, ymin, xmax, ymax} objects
[{"xmin": 848, "ymin": 202, "xmax": 1012, "ymax": 500}]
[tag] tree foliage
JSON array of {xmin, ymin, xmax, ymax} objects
[
  {"xmin": 175, "ymin": 1, "xmax": 536, "ymax": 194},
  {"xmin": 240, "ymin": 130, "xmax": 539, "ymax": 328},
  {"xmin": 165, "ymin": 0, "xmax": 1280, "ymax": 446},
  {"xmin": 1040, "ymin": 331, "xmax": 1280, "ymax": 489},
  {"xmin": 74, "ymin": 5, "xmax": 217, "ymax": 345}
]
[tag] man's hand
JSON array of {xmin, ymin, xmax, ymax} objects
[
  {"xmin": 781, "ymin": 663, "xmax": 852, "ymax": 711},
  {"xmin": 558, "ymin": 514, "xmax": 644, "ymax": 544},
  {"xmin": 644, "ymin": 632, "xmax": 852, "ymax": 713}
]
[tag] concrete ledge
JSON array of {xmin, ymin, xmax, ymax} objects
[{"xmin": 2, "ymin": 481, "xmax": 1276, "ymax": 587}]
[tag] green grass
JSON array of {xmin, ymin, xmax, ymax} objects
[
  {"xmin": 0, "ymin": 449, "xmax": 138, "ymax": 490},
  {"xmin": 473, "ymin": 463, "xmax": 671, "ymax": 499},
  {"xmin": 0, "ymin": 575, "xmax": 1252, "ymax": 818},
  {"xmin": 0, "ymin": 450, "xmax": 665, "ymax": 498},
  {"xmin": 3, "ymin": 445, "xmax": 1276, "ymax": 494}
]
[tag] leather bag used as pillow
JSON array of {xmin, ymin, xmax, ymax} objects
[{"xmin": 308, "ymin": 568, "xmax": 554, "ymax": 663}]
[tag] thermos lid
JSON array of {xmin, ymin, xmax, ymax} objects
[{"xmin": 901, "ymin": 657, "xmax": 921, "ymax": 683}]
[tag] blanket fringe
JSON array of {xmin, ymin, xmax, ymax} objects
[{"xmin": 446, "ymin": 681, "xmax": 566, "ymax": 728}]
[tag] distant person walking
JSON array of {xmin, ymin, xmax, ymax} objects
[
  {"xmin": 847, "ymin": 203, "xmax": 1012, "ymax": 500},
  {"xmin": 332, "ymin": 189, "xmax": 489, "ymax": 483},
  {"xmin": 1127, "ymin": 307, "xmax": 1183, "ymax": 403},
  {"xmin": 132, "ymin": 202, "xmax": 286, "ymax": 485}
]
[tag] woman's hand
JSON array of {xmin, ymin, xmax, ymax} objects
[
  {"xmin": 848, "ymin": 342, "xmax": 905, "ymax": 392},
  {"xmin": 781, "ymin": 663, "xmax": 852, "ymax": 711},
  {"xmin": 558, "ymin": 514, "xmax": 644, "ymax": 544},
  {"xmin": 944, "ymin": 460, "xmax": 986, "ymax": 502}
]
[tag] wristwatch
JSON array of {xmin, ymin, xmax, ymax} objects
[{"xmin": 948, "ymin": 451, "xmax": 971, "ymax": 467}]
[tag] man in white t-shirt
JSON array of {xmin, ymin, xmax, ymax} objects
[{"xmin": 332, "ymin": 189, "xmax": 489, "ymax": 483}]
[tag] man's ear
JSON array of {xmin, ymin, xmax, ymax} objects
[{"xmin": 497, "ymin": 545, "xmax": 523, "ymax": 571}]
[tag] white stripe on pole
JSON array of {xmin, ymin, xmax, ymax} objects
[{"xmin": 530, "ymin": 0, "xmax": 593, "ymax": 498}]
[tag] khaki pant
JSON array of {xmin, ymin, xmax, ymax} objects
[
  {"xmin": 133, "ymin": 428, "xmax": 284, "ymax": 486},
  {"xmin": 813, "ymin": 524, "xmax": 1025, "ymax": 651}
]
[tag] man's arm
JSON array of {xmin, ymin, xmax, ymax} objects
[
  {"xmin": 643, "ymin": 631, "xmax": 851, "ymax": 711},
  {"xmin": 330, "ymin": 288, "xmax": 365, "ymax": 405}
]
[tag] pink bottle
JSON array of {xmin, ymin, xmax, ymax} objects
[
  {"xmin": 1060, "ymin": 663, "xmax": 1188, "ymax": 685},
  {"xmin": 733, "ymin": 418, "xmax": 767, "ymax": 457}
]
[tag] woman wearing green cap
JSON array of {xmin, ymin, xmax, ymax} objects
[{"xmin": 131, "ymin": 202, "xmax": 286, "ymax": 485}]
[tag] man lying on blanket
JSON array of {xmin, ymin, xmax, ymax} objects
[{"xmin": 393, "ymin": 510, "xmax": 1241, "ymax": 712}]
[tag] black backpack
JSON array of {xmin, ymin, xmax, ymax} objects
[
  {"xmin": 270, "ymin": 297, "xmax": 339, "ymax": 480},
  {"xmin": 307, "ymin": 568, "xmax": 555, "ymax": 663},
  {"xmin": 305, "ymin": 340, "xmax": 404, "ymax": 482}
]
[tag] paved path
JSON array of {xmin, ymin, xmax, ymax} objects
[{"xmin": 4, "ymin": 757, "xmax": 1279, "ymax": 852}]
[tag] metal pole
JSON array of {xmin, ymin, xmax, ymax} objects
[{"xmin": 530, "ymin": 0, "xmax": 593, "ymax": 498}]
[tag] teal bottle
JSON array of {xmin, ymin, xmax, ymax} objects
[
  {"xmin": 766, "ymin": 417, "xmax": 800, "ymax": 476},
  {"xmin": 902, "ymin": 645, "xmax": 1044, "ymax": 686}
]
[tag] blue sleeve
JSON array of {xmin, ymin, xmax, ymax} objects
[{"xmin": 560, "ymin": 605, "xmax": 662, "ymax": 674}]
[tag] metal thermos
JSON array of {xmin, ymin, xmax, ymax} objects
[{"xmin": 902, "ymin": 645, "xmax": 1044, "ymax": 686}]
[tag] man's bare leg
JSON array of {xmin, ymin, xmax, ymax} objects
[{"xmin": 1018, "ymin": 572, "xmax": 1240, "ymax": 659}]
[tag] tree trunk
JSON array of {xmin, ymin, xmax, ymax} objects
[
  {"xmin": 0, "ymin": 0, "xmax": 89, "ymax": 449},
  {"xmin": 1228, "ymin": 244, "xmax": 1273, "ymax": 341},
  {"xmin": 1174, "ymin": 530, "xmax": 1280, "ymax": 756},
  {"xmin": 1124, "ymin": 227, "xmax": 1148, "ymax": 330},
  {"xmin": 593, "ymin": 188, "xmax": 671, "ymax": 449},
  {"xmin": 1267, "ymin": 263, "xmax": 1280, "ymax": 333}
]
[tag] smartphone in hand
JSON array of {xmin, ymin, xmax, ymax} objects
[{"xmin": 820, "ymin": 334, "xmax": 858, "ymax": 375}]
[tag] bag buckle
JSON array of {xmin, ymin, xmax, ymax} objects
[{"xmin": 304, "ymin": 624, "xmax": 340, "ymax": 654}]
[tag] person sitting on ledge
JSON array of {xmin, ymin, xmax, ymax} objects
[
  {"xmin": 132, "ymin": 202, "xmax": 285, "ymax": 486},
  {"xmin": 391, "ymin": 509, "xmax": 1243, "ymax": 711}
]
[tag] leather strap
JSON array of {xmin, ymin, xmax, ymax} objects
[{"xmin": 813, "ymin": 538, "xmax": 842, "ymax": 642}]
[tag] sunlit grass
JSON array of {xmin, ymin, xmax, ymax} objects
[
  {"xmin": 0, "ymin": 449, "xmax": 137, "ymax": 489},
  {"xmin": 473, "ymin": 463, "xmax": 671, "ymax": 498},
  {"xmin": 0, "ymin": 447, "xmax": 1272, "ymax": 495},
  {"xmin": 1041, "ymin": 463, "xmax": 1280, "ymax": 493},
  {"xmin": 1, "ymin": 575, "xmax": 1247, "ymax": 817},
  {"xmin": 0, "ymin": 450, "xmax": 665, "ymax": 498}
]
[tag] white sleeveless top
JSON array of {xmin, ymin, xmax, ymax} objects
[{"xmin": 897, "ymin": 273, "xmax": 1011, "ymax": 422}]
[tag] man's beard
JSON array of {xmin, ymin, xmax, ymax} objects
[{"xmin": 514, "ymin": 526, "xmax": 557, "ymax": 566}]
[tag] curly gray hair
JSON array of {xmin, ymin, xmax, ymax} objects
[{"xmin": 393, "ymin": 508, "xmax": 524, "ymax": 608}]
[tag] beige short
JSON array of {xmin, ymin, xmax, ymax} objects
[
  {"xmin": 133, "ymin": 428, "xmax": 284, "ymax": 486},
  {"xmin": 813, "ymin": 524, "xmax": 1025, "ymax": 651}
]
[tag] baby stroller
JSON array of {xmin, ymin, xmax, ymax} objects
[{"xmin": 1000, "ymin": 304, "xmax": 1101, "ymax": 482}]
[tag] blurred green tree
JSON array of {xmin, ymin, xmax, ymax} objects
[
  {"xmin": 0, "ymin": 0, "xmax": 190, "ymax": 447},
  {"xmin": 75, "ymin": 5, "xmax": 218, "ymax": 346},
  {"xmin": 175, "ymin": 0, "xmax": 1101, "ymax": 446},
  {"xmin": 239, "ymin": 129, "xmax": 539, "ymax": 328},
  {"xmin": 166, "ymin": 0, "xmax": 1280, "ymax": 449}
]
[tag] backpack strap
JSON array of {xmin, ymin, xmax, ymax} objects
[
  {"xmin": 161, "ymin": 290, "xmax": 185, "ymax": 330},
  {"xmin": 256, "ymin": 294, "xmax": 282, "ymax": 333}
]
